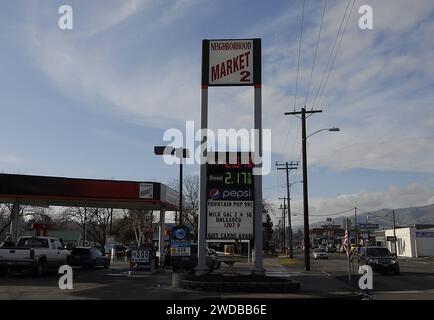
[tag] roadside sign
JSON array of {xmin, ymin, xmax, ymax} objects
[
  {"xmin": 170, "ymin": 246, "xmax": 191, "ymax": 256},
  {"xmin": 357, "ymin": 223, "xmax": 379, "ymax": 230},
  {"xmin": 170, "ymin": 226, "xmax": 191, "ymax": 256},
  {"xmin": 202, "ymin": 39, "xmax": 261, "ymax": 86},
  {"xmin": 415, "ymin": 231, "xmax": 434, "ymax": 238},
  {"xmin": 386, "ymin": 236, "xmax": 397, "ymax": 241},
  {"xmin": 206, "ymin": 152, "xmax": 254, "ymax": 240},
  {"xmin": 131, "ymin": 249, "xmax": 150, "ymax": 263},
  {"xmin": 129, "ymin": 247, "xmax": 155, "ymax": 273}
]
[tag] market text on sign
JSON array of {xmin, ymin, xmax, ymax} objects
[{"xmin": 211, "ymin": 51, "xmax": 251, "ymax": 81}]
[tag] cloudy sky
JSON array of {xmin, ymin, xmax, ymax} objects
[{"xmin": 1, "ymin": 0, "xmax": 433, "ymax": 226}]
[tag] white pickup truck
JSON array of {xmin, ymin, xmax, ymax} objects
[{"xmin": 0, "ymin": 236, "xmax": 71, "ymax": 276}]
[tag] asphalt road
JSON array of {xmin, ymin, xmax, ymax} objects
[{"xmin": 306, "ymin": 253, "xmax": 434, "ymax": 299}]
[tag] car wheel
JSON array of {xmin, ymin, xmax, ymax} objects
[
  {"xmin": 394, "ymin": 268, "xmax": 400, "ymax": 275},
  {"xmin": 90, "ymin": 260, "xmax": 97, "ymax": 269},
  {"xmin": 34, "ymin": 261, "xmax": 45, "ymax": 277},
  {"xmin": 104, "ymin": 260, "xmax": 109, "ymax": 269}
]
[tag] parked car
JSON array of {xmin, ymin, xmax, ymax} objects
[
  {"xmin": 208, "ymin": 248, "xmax": 225, "ymax": 256},
  {"xmin": 354, "ymin": 246, "xmax": 400, "ymax": 275},
  {"xmin": 69, "ymin": 247, "xmax": 110, "ymax": 269},
  {"xmin": 171, "ymin": 244, "xmax": 219, "ymax": 272},
  {"xmin": 105, "ymin": 243, "xmax": 128, "ymax": 257},
  {"xmin": 326, "ymin": 245, "xmax": 337, "ymax": 253},
  {"xmin": 0, "ymin": 236, "xmax": 71, "ymax": 277},
  {"xmin": 313, "ymin": 248, "xmax": 328, "ymax": 260}
]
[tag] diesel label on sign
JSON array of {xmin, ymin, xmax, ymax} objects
[{"xmin": 208, "ymin": 40, "xmax": 253, "ymax": 85}]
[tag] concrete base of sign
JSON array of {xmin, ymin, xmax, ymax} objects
[
  {"xmin": 194, "ymin": 267, "xmax": 209, "ymax": 276},
  {"xmin": 172, "ymin": 271, "xmax": 189, "ymax": 288},
  {"xmin": 251, "ymin": 268, "xmax": 266, "ymax": 276}
]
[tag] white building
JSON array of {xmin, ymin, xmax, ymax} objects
[{"xmin": 384, "ymin": 227, "xmax": 434, "ymax": 258}]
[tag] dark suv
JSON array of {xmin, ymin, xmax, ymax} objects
[{"xmin": 355, "ymin": 246, "xmax": 400, "ymax": 275}]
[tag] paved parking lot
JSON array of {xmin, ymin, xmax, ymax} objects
[
  {"xmin": 1, "ymin": 255, "xmax": 433, "ymax": 300},
  {"xmin": 286, "ymin": 253, "xmax": 434, "ymax": 300},
  {"xmin": 0, "ymin": 263, "xmax": 205, "ymax": 300}
]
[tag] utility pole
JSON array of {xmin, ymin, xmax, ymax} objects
[
  {"xmin": 354, "ymin": 207, "xmax": 358, "ymax": 245},
  {"xmin": 83, "ymin": 206, "xmax": 87, "ymax": 246},
  {"xmin": 276, "ymin": 161, "xmax": 299, "ymax": 258},
  {"xmin": 278, "ymin": 205, "xmax": 285, "ymax": 252},
  {"xmin": 279, "ymin": 198, "xmax": 287, "ymax": 254},
  {"xmin": 285, "ymin": 107, "xmax": 322, "ymax": 271},
  {"xmin": 392, "ymin": 210, "xmax": 397, "ymax": 257},
  {"xmin": 366, "ymin": 215, "xmax": 369, "ymax": 245},
  {"xmin": 179, "ymin": 156, "xmax": 183, "ymax": 225}
]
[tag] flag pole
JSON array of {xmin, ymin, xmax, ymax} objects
[{"xmin": 345, "ymin": 218, "xmax": 352, "ymax": 288}]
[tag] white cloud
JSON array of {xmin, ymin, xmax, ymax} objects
[
  {"xmin": 80, "ymin": 0, "xmax": 149, "ymax": 38},
  {"xmin": 20, "ymin": 0, "xmax": 434, "ymax": 175},
  {"xmin": 268, "ymin": 183, "xmax": 434, "ymax": 226}
]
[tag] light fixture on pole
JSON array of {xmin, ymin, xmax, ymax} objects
[{"xmin": 154, "ymin": 146, "xmax": 189, "ymax": 225}]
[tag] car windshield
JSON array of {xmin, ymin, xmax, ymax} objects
[
  {"xmin": 367, "ymin": 248, "xmax": 392, "ymax": 257},
  {"xmin": 315, "ymin": 249, "xmax": 326, "ymax": 253},
  {"xmin": 17, "ymin": 237, "xmax": 49, "ymax": 248}
]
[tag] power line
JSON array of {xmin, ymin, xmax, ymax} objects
[
  {"xmin": 316, "ymin": 0, "xmax": 356, "ymax": 108},
  {"xmin": 310, "ymin": 207, "xmax": 354, "ymax": 217},
  {"xmin": 263, "ymin": 183, "xmax": 287, "ymax": 190},
  {"xmin": 356, "ymin": 207, "xmax": 394, "ymax": 222},
  {"xmin": 305, "ymin": 0, "xmax": 328, "ymax": 106},
  {"xmin": 294, "ymin": 0, "xmax": 306, "ymax": 110},
  {"xmin": 311, "ymin": 0, "xmax": 352, "ymax": 109}
]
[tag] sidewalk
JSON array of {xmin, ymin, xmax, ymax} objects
[{"xmin": 203, "ymin": 255, "xmax": 361, "ymax": 299}]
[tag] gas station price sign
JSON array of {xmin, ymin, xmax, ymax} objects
[{"xmin": 206, "ymin": 152, "xmax": 255, "ymax": 240}]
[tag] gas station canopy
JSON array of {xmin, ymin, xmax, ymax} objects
[{"xmin": 0, "ymin": 173, "xmax": 179, "ymax": 210}]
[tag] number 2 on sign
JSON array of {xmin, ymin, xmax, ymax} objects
[{"xmin": 240, "ymin": 71, "xmax": 251, "ymax": 82}]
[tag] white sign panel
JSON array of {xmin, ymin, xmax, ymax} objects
[
  {"xmin": 209, "ymin": 40, "xmax": 253, "ymax": 85},
  {"xmin": 139, "ymin": 183, "xmax": 153, "ymax": 199},
  {"xmin": 131, "ymin": 250, "xmax": 150, "ymax": 263},
  {"xmin": 206, "ymin": 200, "xmax": 254, "ymax": 239},
  {"xmin": 170, "ymin": 246, "xmax": 191, "ymax": 256}
]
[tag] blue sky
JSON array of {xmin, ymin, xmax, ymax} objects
[{"xmin": 1, "ymin": 0, "xmax": 434, "ymax": 226}]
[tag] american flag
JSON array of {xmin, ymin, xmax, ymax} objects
[{"xmin": 343, "ymin": 230, "xmax": 349, "ymax": 256}]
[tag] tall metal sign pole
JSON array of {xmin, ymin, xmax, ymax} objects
[{"xmin": 197, "ymin": 39, "xmax": 263, "ymax": 275}]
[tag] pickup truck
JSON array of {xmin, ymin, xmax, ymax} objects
[{"xmin": 0, "ymin": 236, "xmax": 71, "ymax": 276}]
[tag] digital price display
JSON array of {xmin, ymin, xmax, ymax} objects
[{"xmin": 206, "ymin": 152, "xmax": 255, "ymax": 240}]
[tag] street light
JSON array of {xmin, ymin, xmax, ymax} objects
[
  {"xmin": 290, "ymin": 180, "xmax": 303, "ymax": 189},
  {"xmin": 154, "ymin": 146, "xmax": 189, "ymax": 225},
  {"xmin": 306, "ymin": 127, "xmax": 340, "ymax": 139}
]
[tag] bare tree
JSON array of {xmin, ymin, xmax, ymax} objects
[
  {"xmin": 170, "ymin": 175, "xmax": 199, "ymax": 239},
  {"xmin": 61, "ymin": 207, "xmax": 126, "ymax": 248},
  {"xmin": 0, "ymin": 204, "xmax": 11, "ymax": 238},
  {"xmin": 130, "ymin": 209, "xmax": 154, "ymax": 246},
  {"xmin": 0, "ymin": 204, "xmax": 49, "ymax": 238}
]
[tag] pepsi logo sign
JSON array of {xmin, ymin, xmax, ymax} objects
[
  {"xmin": 208, "ymin": 188, "xmax": 252, "ymax": 200},
  {"xmin": 209, "ymin": 188, "xmax": 220, "ymax": 199}
]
